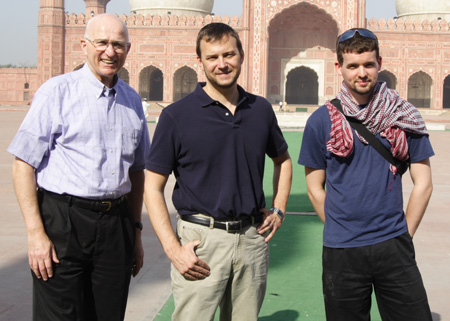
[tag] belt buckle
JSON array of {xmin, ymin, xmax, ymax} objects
[
  {"xmin": 225, "ymin": 220, "xmax": 242, "ymax": 233},
  {"xmin": 101, "ymin": 201, "xmax": 112, "ymax": 211}
]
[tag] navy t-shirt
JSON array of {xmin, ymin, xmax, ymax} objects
[
  {"xmin": 298, "ymin": 105, "xmax": 434, "ymax": 248},
  {"xmin": 146, "ymin": 83, "xmax": 288, "ymax": 220}
]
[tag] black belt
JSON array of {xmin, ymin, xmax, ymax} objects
[
  {"xmin": 180, "ymin": 214, "xmax": 263, "ymax": 232},
  {"xmin": 40, "ymin": 189, "xmax": 126, "ymax": 212}
]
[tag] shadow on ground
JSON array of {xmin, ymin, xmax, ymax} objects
[{"xmin": 258, "ymin": 309, "xmax": 299, "ymax": 321}]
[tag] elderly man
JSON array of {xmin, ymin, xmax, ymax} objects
[{"xmin": 8, "ymin": 14, "xmax": 150, "ymax": 320}]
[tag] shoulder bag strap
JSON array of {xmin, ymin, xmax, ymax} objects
[{"xmin": 330, "ymin": 99, "xmax": 408, "ymax": 175}]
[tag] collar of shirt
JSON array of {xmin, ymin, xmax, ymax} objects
[
  {"xmin": 195, "ymin": 82, "xmax": 249, "ymax": 108},
  {"xmin": 80, "ymin": 63, "xmax": 119, "ymax": 99}
]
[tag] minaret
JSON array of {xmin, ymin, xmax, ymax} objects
[
  {"xmin": 84, "ymin": 0, "xmax": 110, "ymax": 18},
  {"xmin": 37, "ymin": 0, "xmax": 65, "ymax": 86}
]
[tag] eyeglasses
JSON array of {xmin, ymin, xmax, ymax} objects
[
  {"xmin": 85, "ymin": 38, "xmax": 130, "ymax": 53},
  {"xmin": 338, "ymin": 29, "xmax": 377, "ymax": 43}
]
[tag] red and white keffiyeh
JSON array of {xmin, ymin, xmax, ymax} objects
[{"xmin": 326, "ymin": 82, "xmax": 428, "ymax": 174}]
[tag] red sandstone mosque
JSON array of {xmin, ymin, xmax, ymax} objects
[{"xmin": 1, "ymin": 0, "xmax": 450, "ymax": 110}]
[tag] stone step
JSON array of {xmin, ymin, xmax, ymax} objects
[
  {"xmin": 426, "ymin": 123, "xmax": 446, "ymax": 131},
  {"xmin": 275, "ymin": 112, "xmax": 311, "ymax": 128}
]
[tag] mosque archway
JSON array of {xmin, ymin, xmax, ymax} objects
[
  {"xmin": 285, "ymin": 66, "xmax": 318, "ymax": 105},
  {"xmin": 267, "ymin": 1, "xmax": 338, "ymax": 104},
  {"xmin": 443, "ymin": 75, "xmax": 450, "ymax": 108},
  {"xmin": 378, "ymin": 70, "xmax": 397, "ymax": 90},
  {"xmin": 173, "ymin": 66, "xmax": 197, "ymax": 102},
  {"xmin": 139, "ymin": 66, "xmax": 163, "ymax": 101},
  {"xmin": 118, "ymin": 68, "xmax": 129, "ymax": 85},
  {"xmin": 407, "ymin": 71, "xmax": 432, "ymax": 108}
]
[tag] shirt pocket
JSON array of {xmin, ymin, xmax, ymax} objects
[{"xmin": 121, "ymin": 128, "xmax": 140, "ymax": 156}]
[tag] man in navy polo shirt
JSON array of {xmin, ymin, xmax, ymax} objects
[{"xmin": 144, "ymin": 23, "xmax": 292, "ymax": 321}]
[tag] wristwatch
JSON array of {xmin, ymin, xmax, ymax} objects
[
  {"xmin": 270, "ymin": 207, "xmax": 285, "ymax": 221},
  {"xmin": 135, "ymin": 221, "xmax": 143, "ymax": 231}
]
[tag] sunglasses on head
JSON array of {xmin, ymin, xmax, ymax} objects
[{"xmin": 338, "ymin": 29, "xmax": 377, "ymax": 43}]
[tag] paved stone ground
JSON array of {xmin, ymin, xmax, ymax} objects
[{"xmin": 0, "ymin": 107, "xmax": 449, "ymax": 321}]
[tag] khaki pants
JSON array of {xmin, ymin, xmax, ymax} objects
[{"xmin": 171, "ymin": 216, "xmax": 269, "ymax": 321}]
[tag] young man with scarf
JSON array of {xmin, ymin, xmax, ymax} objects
[{"xmin": 298, "ymin": 28, "xmax": 434, "ymax": 320}]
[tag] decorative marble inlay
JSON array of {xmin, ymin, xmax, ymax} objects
[{"xmin": 253, "ymin": 0, "xmax": 262, "ymax": 93}]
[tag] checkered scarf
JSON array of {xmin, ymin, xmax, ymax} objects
[{"xmin": 326, "ymin": 81, "xmax": 428, "ymax": 174}]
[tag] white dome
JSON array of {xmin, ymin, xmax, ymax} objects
[
  {"xmin": 129, "ymin": 0, "xmax": 214, "ymax": 16},
  {"xmin": 396, "ymin": 0, "xmax": 450, "ymax": 20}
]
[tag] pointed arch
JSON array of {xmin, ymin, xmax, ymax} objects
[
  {"xmin": 443, "ymin": 75, "xmax": 450, "ymax": 108},
  {"xmin": 285, "ymin": 66, "xmax": 318, "ymax": 105},
  {"xmin": 378, "ymin": 70, "xmax": 397, "ymax": 90},
  {"xmin": 268, "ymin": 2, "xmax": 339, "ymax": 52},
  {"xmin": 139, "ymin": 65, "xmax": 163, "ymax": 101},
  {"xmin": 267, "ymin": 1, "xmax": 338, "ymax": 103},
  {"xmin": 173, "ymin": 66, "xmax": 198, "ymax": 102},
  {"xmin": 118, "ymin": 68, "xmax": 129, "ymax": 85},
  {"xmin": 408, "ymin": 71, "xmax": 433, "ymax": 108}
]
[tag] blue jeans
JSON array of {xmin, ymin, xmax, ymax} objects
[{"xmin": 322, "ymin": 233, "xmax": 432, "ymax": 321}]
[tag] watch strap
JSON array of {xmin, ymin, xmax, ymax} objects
[{"xmin": 270, "ymin": 207, "xmax": 285, "ymax": 221}]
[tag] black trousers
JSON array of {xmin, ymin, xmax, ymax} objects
[
  {"xmin": 323, "ymin": 233, "xmax": 432, "ymax": 321},
  {"xmin": 33, "ymin": 190, "xmax": 135, "ymax": 321}
]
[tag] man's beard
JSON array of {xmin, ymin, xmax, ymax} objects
[{"xmin": 205, "ymin": 69, "xmax": 241, "ymax": 89}]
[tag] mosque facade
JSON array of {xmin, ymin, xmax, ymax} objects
[{"xmin": 2, "ymin": 0, "xmax": 450, "ymax": 110}]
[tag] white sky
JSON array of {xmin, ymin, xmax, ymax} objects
[{"xmin": 0, "ymin": 0, "xmax": 397, "ymax": 66}]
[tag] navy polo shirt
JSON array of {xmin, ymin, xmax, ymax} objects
[{"xmin": 146, "ymin": 82, "xmax": 288, "ymax": 220}]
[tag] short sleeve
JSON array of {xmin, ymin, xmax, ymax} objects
[
  {"xmin": 145, "ymin": 109, "xmax": 179, "ymax": 175},
  {"xmin": 266, "ymin": 110, "xmax": 288, "ymax": 158},
  {"xmin": 407, "ymin": 132, "xmax": 434, "ymax": 163},
  {"xmin": 7, "ymin": 81, "xmax": 59, "ymax": 168},
  {"xmin": 298, "ymin": 106, "xmax": 330, "ymax": 169}
]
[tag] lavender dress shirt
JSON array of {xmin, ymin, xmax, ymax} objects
[{"xmin": 8, "ymin": 64, "xmax": 150, "ymax": 200}]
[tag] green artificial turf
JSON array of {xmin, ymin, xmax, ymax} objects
[{"xmin": 263, "ymin": 131, "xmax": 315, "ymax": 213}]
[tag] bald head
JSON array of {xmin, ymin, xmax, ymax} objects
[{"xmin": 84, "ymin": 13, "xmax": 129, "ymax": 43}]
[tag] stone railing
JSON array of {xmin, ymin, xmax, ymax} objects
[
  {"xmin": 367, "ymin": 17, "xmax": 450, "ymax": 33},
  {"xmin": 66, "ymin": 13, "xmax": 241, "ymax": 27}
]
